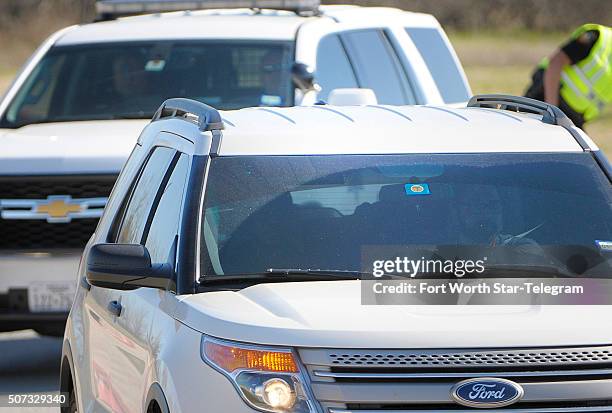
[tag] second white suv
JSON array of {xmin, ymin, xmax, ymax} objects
[
  {"xmin": 62, "ymin": 96, "xmax": 611, "ymax": 413},
  {"xmin": 0, "ymin": 0, "xmax": 470, "ymax": 335}
]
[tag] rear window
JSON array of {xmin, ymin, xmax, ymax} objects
[
  {"xmin": 0, "ymin": 40, "xmax": 294, "ymax": 128},
  {"xmin": 405, "ymin": 27, "xmax": 470, "ymax": 104}
]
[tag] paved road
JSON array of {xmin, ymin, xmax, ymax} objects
[{"xmin": 0, "ymin": 330, "xmax": 61, "ymax": 413}]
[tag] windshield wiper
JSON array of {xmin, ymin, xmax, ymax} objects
[
  {"xmin": 265, "ymin": 268, "xmax": 365, "ymax": 278},
  {"xmin": 367, "ymin": 264, "xmax": 576, "ymax": 280},
  {"xmin": 264, "ymin": 268, "xmax": 410, "ymax": 279},
  {"xmin": 469, "ymin": 264, "xmax": 575, "ymax": 278},
  {"xmin": 199, "ymin": 268, "xmax": 373, "ymax": 286}
]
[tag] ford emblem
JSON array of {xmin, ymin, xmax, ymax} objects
[{"xmin": 451, "ymin": 378, "xmax": 524, "ymax": 408}]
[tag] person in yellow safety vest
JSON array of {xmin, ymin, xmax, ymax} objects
[{"xmin": 524, "ymin": 23, "xmax": 611, "ymax": 129}]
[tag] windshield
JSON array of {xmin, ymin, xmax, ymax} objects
[
  {"xmin": 0, "ymin": 41, "xmax": 294, "ymax": 128},
  {"xmin": 200, "ymin": 153, "xmax": 612, "ymax": 278}
]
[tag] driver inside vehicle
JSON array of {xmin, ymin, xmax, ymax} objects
[
  {"xmin": 258, "ymin": 48, "xmax": 289, "ymax": 106},
  {"xmin": 455, "ymin": 184, "xmax": 540, "ymax": 247},
  {"xmin": 111, "ymin": 54, "xmax": 149, "ymax": 105}
]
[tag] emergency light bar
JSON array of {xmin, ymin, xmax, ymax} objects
[{"xmin": 96, "ymin": 0, "xmax": 320, "ymax": 19}]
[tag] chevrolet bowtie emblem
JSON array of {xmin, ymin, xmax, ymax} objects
[
  {"xmin": 36, "ymin": 198, "xmax": 83, "ymax": 218},
  {"xmin": 0, "ymin": 195, "xmax": 108, "ymax": 223}
]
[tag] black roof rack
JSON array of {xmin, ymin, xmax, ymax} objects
[
  {"xmin": 152, "ymin": 98, "xmax": 224, "ymax": 131},
  {"xmin": 95, "ymin": 0, "xmax": 320, "ymax": 20},
  {"xmin": 467, "ymin": 94, "xmax": 595, "ymax": 151},
  {"xmin": 467, "ymin": 94, "xmax": 574, "ymax": 127}
]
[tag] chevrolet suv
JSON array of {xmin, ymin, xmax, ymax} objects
[
  {"xmin": 0, "ymin": 0, "xmax": 470, "ymax": 335},
  {"xmin": 61, "ymin": 96, "xmax": 611, "ymax": 412}
]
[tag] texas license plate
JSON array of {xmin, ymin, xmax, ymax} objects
[{"xmin": 28, "ymin": 282, "xmax": 76, "ymax": 312}]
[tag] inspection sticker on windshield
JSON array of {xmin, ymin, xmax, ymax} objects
[
  {"xmin": 145, "ymin": 59, "xmax": 166, "ymax": 71},
  {"xmin": 595, "ymin": 240, "xmax": 612, "ymax": 251},
  {"xmin": 405, "ymin": 183, "xmax": 430, "ymax": 196},
  {"xmin": 260, "ymin": 95, "xmax": 282, "ymax": 106}
]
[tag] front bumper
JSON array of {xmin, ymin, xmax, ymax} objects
[
  {"xmin": 0, "ymin": 309, "xmax": 67, "ymax": 333},
  {"xmin": 0, "ymin": 249, "xmax": 81, "ymax": 333}
]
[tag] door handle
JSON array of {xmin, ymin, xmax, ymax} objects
[{"xmin": 107, "ymin": 300, "xmax": 122, "ymax": 317}]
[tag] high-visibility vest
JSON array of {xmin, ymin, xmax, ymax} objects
[{"xmin": 541, "ymin": 24, "xmax": 612, "ymax": 121}]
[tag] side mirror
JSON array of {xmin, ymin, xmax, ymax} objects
[
  {"xmin": 86, "ymin": 243, "xmax": 173, "ymax": 291},
  {"xmin": 291, "ymin": 62, "xmax": 317, "ymax": 92}
]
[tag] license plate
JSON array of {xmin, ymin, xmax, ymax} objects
[{"xmin": 28, "ymin": 282, "xmax": 76, "ymax": 312}]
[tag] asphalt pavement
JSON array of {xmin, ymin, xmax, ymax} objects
[{"xmin": 0, "ymin": 330, "xmax": 61, "ymax": 413}]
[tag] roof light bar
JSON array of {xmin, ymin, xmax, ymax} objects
[{"xmin": 96, "ymin": 0, "xmax": 320, "ymax": 19}]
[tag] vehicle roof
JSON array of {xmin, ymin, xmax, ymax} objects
[
  {"xmin": 55, "ymin": 6, "xmax": 438, "ymax": 45},
  {"xmin": 215, "ymin": 105, "xmax": 584, "ymax": 155}
]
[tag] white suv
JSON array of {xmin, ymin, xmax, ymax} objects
[
  {"xmin": 0, "ymin": 0, "xmax": 469, "ymax": 335},
  {"xmin": 61, "ymin": 96, "xmax": 611, "ymax": 413}
]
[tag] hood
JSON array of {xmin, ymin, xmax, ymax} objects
[
  {"xmin": 0, "ymin": 120, "xmax": 149, "ymax": 175},
  {"xmin": 176, "ymin": 280, "xmax": 612, "ymax": 348}
]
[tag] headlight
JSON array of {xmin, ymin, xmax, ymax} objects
[{"xmin": 201, "ymin": 336, "xmax": 318, "ymax": 413}]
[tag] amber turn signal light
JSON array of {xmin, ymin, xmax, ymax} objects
[{"xmin": 204, "ymin": 340, "xmax": 299, "ymax": 373}]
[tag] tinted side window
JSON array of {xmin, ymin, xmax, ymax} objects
[
  {"xmin": 405, "ymin": 27, "xmax": 470, "ymax": 103},
  {"xmin": 315, "ymin": 34, "xmax": 358, "ymax": 101},
  {"xmin": 116, "ymin": 146, "xmax": 176, "ymax": 244},
  {"xmin": 144, "ymin": 154, "xmax": 190, "ymax": 264},
  {"xmin": 342, "ymin": 30, "xmax": 415, "ymax": 104}
]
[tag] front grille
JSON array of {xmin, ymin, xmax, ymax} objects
[
  {"xmin": 299, "ymin": 346, "xmax": 612, "ymax": 413},
  {"xmin": 0, "ymin": 175, "xmax": 117, "ymax": 249},
  {"xmin": 0, "ymin": 175, "xmax": 117, "ymax": 199},
  {"xmin": 332, "ymin": 404, "xmax": 612, "ymax": 413},
  {"xmin": 342, "ymin": 400, "xmax": 612, "ymax": 411},
  {"xmin": 328, "ymin": 348, "xmax": 612, "ymax": 368}
]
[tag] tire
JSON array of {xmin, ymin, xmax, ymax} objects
[
  {"xmin": 147, "ymin": 401, "xmax": 162, "ymax": 413},
  {"xmin": 68, "ymin": 388, "xmax": 77, "ymax": 413},
  {"xmin": 60, "ymin": 342, "xmax": 78, "ymax": 413},
  {"xmin": 61, "ymin": 385, "xmax": 77, "ymax": 413}
]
